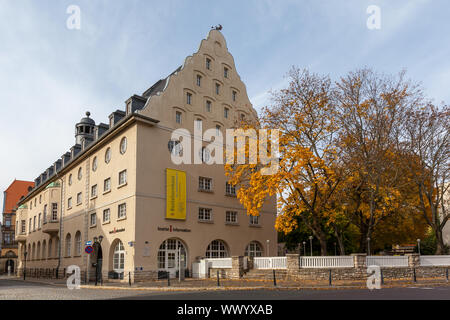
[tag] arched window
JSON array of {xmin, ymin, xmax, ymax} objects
[
  {"xmin": 42, "ymin": 240, "xmax": 47, "ymax": 260},
  {"xmin": 245, "ymin": 241, "xmax": 263, "ymax": 257},
  {"xmin": 78, "ymin": 167, "xmax": 82, "ymax": 180},
  {"xmin": 105, "ymin": 147, "xmax": 111, "ymax": 163},
  {"xmin": 48, "ymin": 239, "xmax": 52, "ymax": 259},
  {"xmin": 36, "ymin": 242, "xmax": 41, "ymax": 260},
  {"xmin": 75, "ymin": 232, "xmax": 81, "ymax": 256},
  {"xmin": 205, "ymin": 240, "xmax": 229, "ymax": 258},
  {"xmin": 157, "ymin": 239, "xmax": 187, "ymax": 270},
  {"xmin": 92, "ymin": 156, "xmax": 98, "ymax": 172},
  {"xmin": 66, "ymin": 234, "xmax": 72, "ymax": 257},
  {"xmin": 113, "ymin": 240, "xmax": 125, "ymax": 274}
]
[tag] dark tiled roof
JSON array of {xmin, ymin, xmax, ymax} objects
[{"xmin": 142, "ymin": 66, "xmax": 182, "ymax": 98}]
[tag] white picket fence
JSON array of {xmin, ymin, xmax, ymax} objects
[
  {"xmin": 420, "ymin": 255, "xmax": 450, "ymax": 267},
  {"xmin": 254, "ymin": 257, "xmax": 287, "ymax": 269},
  {"xmin": 299, "ymin": 256, "xmax": 354, "ymax": 268},
  {"xmin": 206, "ymin": 258, "xmax": 232, "ymax": 269},
  {"xmin": 366, "ymin": 256, "xmax": 409, "ymax": 267}
]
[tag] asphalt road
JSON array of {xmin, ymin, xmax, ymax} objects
[{"xmin": 0, "ymin": 279, "xmax": 449, "ymax": 300}]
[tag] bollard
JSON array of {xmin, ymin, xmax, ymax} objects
[
  {"xmin": 413, "ymin": 268, "xmax": 417, "ymax": 283},
  {"xmin": 273, "ymin": 270, "xmax": 277, "ymax": 287},
  {"xmin": 381, "ymin": 269, "xmax": 384, "ymax": 285},
  {"xmin": 217, "ymin": 270, "xmax": 220, "ymax": 287},
  {"xmin": 446, "ymin": 269, "xmax": 449, "ymax": 282},
  {"xmin": 129, "ymin": 272, "xmax": 131, "ymax": 287},
  {"xmin": 328, "ymin": 270, "xmax": 332, "ymax": 287},
  {"xmin": 167, "ymin": 272, "xmax": 171, "ymax": 287}
]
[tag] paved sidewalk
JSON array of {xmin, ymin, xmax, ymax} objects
[{"xmin": 3, "ymin": 275, "xmax": 449, "ymax": 291}]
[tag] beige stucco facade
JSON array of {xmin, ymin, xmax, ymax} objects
[{"xmin": 15, "ymin": 30, "xmax": 277, "ymax": 281}]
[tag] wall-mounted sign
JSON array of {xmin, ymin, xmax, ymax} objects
[
  {"xmin": 109, "ymin": 227, "xmax": 125, "ymax": 234},
  {"xmin": 157, "ymin": 225, "xmax": 191, "ymax": 233},
  {"xmin": 85, "ymin": 246, "xmax": 93, "ymax": 254},
  {"xmin": 166, "ymin": 169, "xmax": 186, "ymax": 220},
  {"xmin": 85, "ymin": 241, "xmax": 92, "ymax": 246}
]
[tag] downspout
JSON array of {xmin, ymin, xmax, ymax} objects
[{"xmin": 55, "ymin": 174, "xmax": 63, "ymax": 276}]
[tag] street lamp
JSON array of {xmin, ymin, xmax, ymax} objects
[
  {"xmin": 417, "ymin": 239, "xmax": 421, "ymax": 255},
  {"xmin": 266, "ymin": 240, "xmax": 270, "ymax": 257},
  {"xmin": 23, "ymin": 251, "xmax": 27, "ymax": 281},
  {"xmin": 309, "ymin": 236, "xmax": 313, "ymax": 256},
  {"xmin": 302, "ymin": 241, "xmax": 306, "ymax": 256},
  {"xmin": 367, "ymin": 237, "xmax": 371, "ymax": 255}
]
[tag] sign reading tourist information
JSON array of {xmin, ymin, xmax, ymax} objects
[
  {"xmin": 166, "ymin": 168, "xmax": 186, "ymax": 220},
  {"xmin": 85, "ymin": 245, "xmax": 93, "ymax": 254},
  {"xmin": 157, "ymin": 225, "xmax": 191, "ymax": 233}
]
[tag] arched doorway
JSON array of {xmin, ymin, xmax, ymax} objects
[
  {"xmin": 5, "ymin": 259, "xmax": 14, "ymax": 273},
  {"xmin": 157, "ymin": 238, "xmax": 188, "ymax": 278},
  {"xmin": 108, "ymin": 240, "xmax": 124, "ymax": 280}
]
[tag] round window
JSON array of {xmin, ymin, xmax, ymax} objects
[
  {"xmin": 68, "ymin": 174, "xmax": 72, "ymax": 186},
  {"xmin": 105, "ymin": 147, "xmax": 111, "ymax": 163},
  {"xmin": 120, "ymin": 137, "xmax": 127, "ymax": 155}
]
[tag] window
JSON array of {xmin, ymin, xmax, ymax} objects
[
  {"xmin": 120, "ymin": 137, "xmax": 127, "ymax": 155},
  {"xmin": 206, "ymin": 100, "xmax": 212, "ymax": 112},
  {"xmin": 250, "ymin": 215, "xmax": 260, "ymax": 226},
  {"xmin": 38, "ymin": 213, "xmax": 41, "ymax": 229},
  {"xmin": 119, "ymin": 170, "xmax": 127, "ymax": 186},
  {"xmin": 168, "ymin": 140, "xmax": 182, "ymax": 156},
  {"xmin": 200, "ymin": 147, "xmax": 210, "ymax": 163},
  {"xmin": 232, "ymin": 90, "xmax": 237, "ymax": 101},
  {"xmin": 90, "ymin": 212, "xmax": 96, "ymax": 227},
  {"xmin": 68, "ymin": 174, "xmax": 72, "ymax": 186},
  {"xmin": 91, "ymin": 184, "xmax": 98, "ymax": 198},
  {"xmin": 196, "ymin": 75, "xmax": 202, "ymax": 86},
  {"xmin": 206, "ymin": 240, "xmax": 229, "ymax": 258},
  {"xmin": 43, "ymin": 205, "xmax": 47, "ymax": 223},
  {"xmin": 65, "ymin": 234, "xmax": 71, "ymax": 257},
  {"xmin": 78, "ymin": 167, "xmax": 82, "ymax": 180},
  {"xmin": 118, "ymin": 203, "xmax": 127, "ymax": 219},
  {"xmin": 39, "ymin": 195, "xmax": 42, "ymax": 204},
  {"xmin": 198, "ymin": 208, "xmax": 212, "ymax": 221},
  {"xmin": 5, "ymin": 218, "xmax": 10, "ymax": 227},
  {"xmin": 224, "ymin": 67, "xmax": 228, "ymax": 78},
  {"xmin": 245, "ymin": 241, "xmax": 263, "ymax": 257},
  {"xmin": 226, "ymin": 211, "xmax": 238, "ymax": 224},
  {"xmin": 158, "ymin": 239, "xmax": 187, "ymax": 269},
  {"xmin": 240, "ymin": 113, "xmax": 246, "ymax": 121},
  {"xmin": 104, "ymin": 178, "xmax": 111, "ymax": 192},
  {"xmin": 226, "ymin": 182, "xmax": 236, "ymax": 196},
  {"xmin": 48, "ymin": 239, "xmax": 52, "ymax": 259},
  {"xmin": 28, "ymin": 218, "xmax": 31, "ymax": 233},
  {"xmin": 216, "ymin": 125, "xmax": 221, "ymax": 136},
  {"xmin": 113, "ymin": 241, "xmax": 125, "ymax": 275},
  {"xmin": 199, "ymin": 177, "xmax": 212, "ymax": 191},
  {"xmin": 51, "ymin": 203, "xmax": 58, "ymax": 221},
  {"xmin": 105, "ymin": 147, "xmax": 111, "ymax": 164},
  {"xmin": 175, "ymin": 111, "xmax": 182, "ymax": 124},
  {"xmin": 68, "ymin": 197, "xmax": 72, "ymax": 209},
  {"xmin": 224, "ymin": 107, "xmax": 229, "ymax": 119},
  {"xmin": 186, "ymin": 92, "xmax": 192, "ymax": 105},
  {"xmin": 195, "ymin": 118, "xmax": 202, "ymax": 130},
  {"xmin": 103, "ymin": 208, "xmax": 110, "ymax": 223},
  {"xmin": 21, "ymin": 220, "xmax": 25, "ymax": 234},
  {"xmin": 30, "ymin": 201, "xmax": 32, "ymax": 209},
  {"xmin": 92, "ymin": 157, "xmax": 98, "ymax": 172},
  {"xmin": 206, "ymin": 58, "xmax": 211, "ymax": 70},
  {"xmin": 75, "ymin": 232, "xmax": 81, "ymax": 256},
  {"xmin": 215, "ymin": 83, "xmax": 220, "ymax": 95},
  {"xmin": 33, "ymin": 216, "xmax": 36, "ymax": 231},
  {"xmin": 77, "ymin": 192, "xmax": 82, "ymax": 205}
]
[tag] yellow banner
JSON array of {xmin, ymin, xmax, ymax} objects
[{"xmin": 166, "ymin": 169, "xmax": 186, "ymax": 220}]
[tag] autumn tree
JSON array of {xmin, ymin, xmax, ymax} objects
[
  {"xmin": 334, "ymin": 68, "xmax": 420, "ymax": 253},
  {"xmin": 226, "ymin": 68, "xmax": 341, "ymax": 255},
  {"xmin": 402, "ymin": 104, "xmax": 450, "ymax": 254}
]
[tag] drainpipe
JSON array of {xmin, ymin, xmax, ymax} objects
[{"xmin": 55, "ymin": 174, "xmax": 63, "ymax": 278}]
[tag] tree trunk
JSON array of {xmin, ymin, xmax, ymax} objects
[{"xmin": 435, "ymin": 229, "xmax": 446, "ymax": 255}]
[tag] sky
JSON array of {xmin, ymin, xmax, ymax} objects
[{"xmin": 1, "ymin": 0, "xmax": 450, "ymax": 220}]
